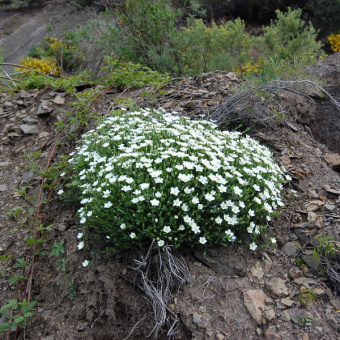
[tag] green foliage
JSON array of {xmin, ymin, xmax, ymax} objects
[
  {"xmin": 179, "ymin": 18, "xmax": 252, "ymax": 75},
  {"xmin": 0, "ymin": 0, "xmax": 31, "ymax": 10},
  {"xmin": 259, "ymin": 8, "xmax": 324, "ymax": 64},
  {"xmin": 111, "ymin": 0, "xmax": 183, "ymax": 75},
  {"xmin": 313, "ymin": 233, "xmax": 337, "ymax": 260},
  {"xmin": 102, "ymin": 58, "xmax": 171, "ymax": 89},
  {"xmin": 69, "ymin": 108, "xmax": 285, "ymax": 252},
  {"xmin": 0, "ymin": 299, "xmax": 36, "ymax": 332},
  {"xmin": 50, "ymin": 240, "xmax": 65, "ymax": 258}
]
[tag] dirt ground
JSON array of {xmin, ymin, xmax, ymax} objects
[
  {"xmin": 1, "ymin": 2, "xmax": 340, "ymax": 339},
  {"xmin": 0, "ymin": 54, "xmax": 340, "ymax": 339}
]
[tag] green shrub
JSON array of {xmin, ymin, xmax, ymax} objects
[
  {"xmin": 259, "ymin": 8, "xmax": 324, "ymax": 63},
  {"xmin": 179, "ymin": 18, "xmax": 252, "ymax": 75},
  {"xmin": 101, "ymin": 58, "xmax": 171, "ymax": 89},
  {"xmin": 0, "ymin": 0, "xmax": 31, "ymax": 10},
  {"xmin": 109, "ymin": 0, "xmax": 183, "ymax": 75},
  {"xmin": 68, "ymin": 108, "xmax": 285, "ymax": 252}
]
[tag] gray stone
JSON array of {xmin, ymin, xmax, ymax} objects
[
  {"xmin": 325, "ymin": 204, "xmax": 336, "ymax": 211},
  {"xmin": 264, "ymin": 308, "xmax": 276, "ymax": 321},
  {"xmin": 19, "ymin": 124, "xmax": 38, "ymax": 135},
  {"xmin": 0, "ymin": 161, "xmax": 10, "ymax": 167},
  {"xmin": 37, "ymin": 100, "xmax": 53, "ymax": 116},
  {"xmin": 266, "ymin": 277, "xmax": 289, "ymax": 297},
  {"xmin": 192, "ymin": 312, "xmax": 202, "ymax": 324},
  {"xmin": 281, "ymin": 242, "xmax": 300, "ymax": 256},
  {"xmin": 301, "ymin": 255, "xmax": 321, "ymax": 275},
  {"xmin": 0, "ymin": 184, "xmax": 8, "ymax": 191},
  {"xmin": 330, "ymin": 297, "xmax": 340, "ymax": 310},
  {"xmin": 265, "ymin": 325, "xmax": 282, "ymax": 340},
  {"xmin": 281, "ymin": 310, "xmax": 291, "ymax": 322},
  {"xmin": 53, "ymin": 95, "xmax": 65, "ymax": 105},
  {"xmin": 288, "ymin": 267, "xmax": 303, "ymax": 280},
  {"xmin": 23, "ymin": 117, "xmax": 38, "ymax": 124}
]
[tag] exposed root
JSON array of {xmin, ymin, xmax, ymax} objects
[{"xmin": 125, "ymin": 244, "xmax": 192, "ymax": 338}]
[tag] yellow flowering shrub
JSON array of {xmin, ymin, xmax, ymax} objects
[
  {"xmin": 328, "ymin": 34, "xmax": 340, "ymax": 52},
  {"xmin": 18, "ymin": 57, "xmax": 61, "ymax": 76},
  {"xmin": 237, "ymin": 58, "xmax": 263, "ymax": 75}
]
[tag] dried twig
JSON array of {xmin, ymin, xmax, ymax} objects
[{"xmin": 209, "ymin": 79, "xmax": 340, "ymax": 129}]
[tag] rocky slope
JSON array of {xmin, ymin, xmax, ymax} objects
[{"xmin": 0, "ymin": 54, "xmax": 340, "ymax": 339}]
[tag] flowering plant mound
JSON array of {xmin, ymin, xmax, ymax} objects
[{"xmin": 69, "ymin": 108, "xmax": 285, "ymax": 251}]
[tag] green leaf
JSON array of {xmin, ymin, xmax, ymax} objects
[
  {"xmin": 13, "ymin": 315, "xmax": 25, "ymax": 325},
  {"xmin": 0, "ymin": 322, "xmax": 11, "ymax": 332},
  {"xmin": 0, "ymin": 299, "xmax": 18, "ymax": 314}
]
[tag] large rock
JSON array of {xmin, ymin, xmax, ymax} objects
[{"xmin": 243, "ymin": 289, "xmax": 267, "ymax": 325}]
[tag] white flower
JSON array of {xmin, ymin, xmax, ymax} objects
[
  {"xmin": 120, "ymin": 223, "xmax": 126, "ymax": 230},
  {"xmin": 130, "ymin": 232, "xmax": 136, "ymax": 239},
  {"xmin": 182, "ymin": 204, "xmax": 188, "ymax": 212},
  {"xmin": 133, "ymin": 189, "xmax": 141, "ymax": 195},
  {"xmin": 140, "ymin": 183, "xmax": 150, "ymax": 190},
  {"xmin": 158, "ymin": 240, "xmax": 165, "ymax": 247},
  {"xmin": 198, "ymin": 176, "xmax": 208, "ymax": 185},
  {"xmin": 173, "ymin": 199, "xmax": 182, "ymax": 207},
  {"xmin": 82, "ymin": 260, "xmax": 89, "ymax": 267},
  {"xmin": 104, "ymin": 202, "xmax": 113, "ymax": 208},
  {"xmin": 87, "ymin": 211, "xmax": 93, "ymax": 217},
  {"xmin": 170, "ymin": 187, "xmax": 180, "ymax": 196},
  {"xmin": 198, "ymin": 204, "xmax": 203, "ymax": 210},
  {"xmin": 121, "ymin": 185, "xmax": 131, "ymax": 192},
  {"xmin": 247, "ymin": 226, "xmax": 253, "ymax": 233},
  {"xmin": 178, "ymin": 225, "xmax": 185, "ymax": 231},
  {"xmin": 77, "ymin": 241, "xmax": 84, "ymax": 250},
  {"xmin": 218, "ymin": 185, "xmax": 227, "ymax": 193},
  {"xmin": 271, "ymin": 237, "xmax": 277, "ymax": 244},
  {"xmin": 183, "ymin": 215, "xmax": 191, "ymax": 223},
  {"xmin": 253, "ymin": 184, "xmax": 261, "ymax": 191},
  {"xmin": 132, "ymin": 198, "xmax": 139, "ymax": 203},
  {"xmin": 248, "ymin": 209, "xmax": 255, "ymax": 217},
  {"xmin": 80, "ymin": 217, "xmax": 86, "ymax": 224},
  {"xmin": 192, "ymin": 197, "xmax": 199, "ymax": 204},
  {"xmin": 77, "ymin": 232, "xmax": 83, "ymax": 239},
  {"xmin": 126, "ymin": 177, "xmax": 134, "ymax": 184},
  {"xmin": 205, "ymin": 193, "xmax": 215, "ymax": 202},
  {"xmin": 192, "ymin": 225, "xmax": 200, "ymax": 233},
  {"xmin": 250, "ymin": 242, "xmax": 257, "ymax": 251},
  {"xmin": 215, "ymin": 217, "xmax": 223, "ymax": 224},
  {"xmin": 57, "ymin": 189, "xmax": 64, "ymax": 195},
  {"xmin": 234, "ymin": 186, "xmax": 243, "ymax": 196},
  {"xmin": 163, "ymin": 226, "xmax": 171, "ymax": 233},
  {"xmin": 150, "ymin": 199, "xmax": 160, "ymax": 206},
  {"xmin": 199, "ymin": 237, "xmax": 207, "ymax": 244},
  {"xmin": 178, "ymin": 173, "xmax": 193, "ymax": 182},
  {"xmin": 154, "ymin": 177, "xmax": 163, "ymax": 183},
  {"xmin": 220, "ymin": 202, "xmax": 227, "ymax": 209},
  {"xmin": 155, "ymin": 192, "xmax": 162, "ymax": 198}
]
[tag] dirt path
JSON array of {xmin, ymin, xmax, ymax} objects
[{"xmin": 0, "ymin": 0, "xmax": 86, "ymax": 72}]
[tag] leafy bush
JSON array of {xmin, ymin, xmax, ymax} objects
[
  {"xmin": 108, "ymin": 0, "xmax": 183, "ymax": 75},
  {"xmin": 328, "ymin": 33, "xmax": 340, "ymax": 52},
  {"xmin": 101, "ymin": 58, "xmax": 171, "ymax": 89},
  {"xmin": 179, "ymin": 18, "xmax": 252, "ymax": 75},
  {"xmin": 0, "ymin": 0, "xmax": 30, "ymax": 10},
  {"xmin": 259, "ymin": 8, "xmax": 324, "ymax": 63},
  {"xmin": 69, "ymin": 108, "xmax": 285, "ymax": 252}
]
